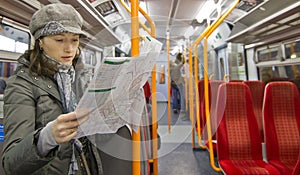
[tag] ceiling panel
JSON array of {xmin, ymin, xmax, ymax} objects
[
  {"xmin": 228, "ymin": 0, "xmax": 300, "ymax": 46},
  {"xmin": 140, "ymin": 0, "xmax": 240, "ymax": 51},
  {"xmin": 175, "ymin": 0, "xmax": 203, "ymax": 19},
  {"xmin": 145, "ymin": 0, "xmax": 172, "ymax": 18}
]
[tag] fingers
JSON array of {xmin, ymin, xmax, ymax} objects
[
  {"xmin": 75, "ymin": 109, "xmax": 90, "ymax": 119},
  {"xmin": 56, "ymin": 112, "xmax": 89, "ymax": 129},
  {"xmin": 52, "ymin": 111, "xmax": 89, "ymax": 144},
  {"xmin": 56, "ymin": 112, "xmax": 77, "ymax": 123},
  {"xmin": 76, "ymin": 113, "xmax": 89, "ymax": 125},
  {"xmin": 59, "ymin": 127, "xmax": 78, "ymax": 137},
  {"xmin": 54, "ymin": 127, "xmax": 78, "ymax": 144}
]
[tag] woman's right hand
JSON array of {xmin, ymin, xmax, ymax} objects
[{"xmin": 51, "ymin": 112, "xmax": 89, "ymax": 144}]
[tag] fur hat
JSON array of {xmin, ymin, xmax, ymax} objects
[{"xmin": 29, "ymin": 3, "xmax": 86, "ymax": 39}]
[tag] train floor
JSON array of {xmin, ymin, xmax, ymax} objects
[{"xmin": 156, "ymin": 102, "xmax": 221, "ymax": 175}]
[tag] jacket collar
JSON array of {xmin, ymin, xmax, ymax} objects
[{"xmin": 17, "ymin": 57, "xmax": 62, "ymax": 103}]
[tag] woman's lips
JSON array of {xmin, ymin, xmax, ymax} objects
[{"xmin": 61, "ymin": 56, "xmax": 73, "ymax": 60}]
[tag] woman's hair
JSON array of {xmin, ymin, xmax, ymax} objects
[
  {"xmin": 23, "ymin": 39, "xmax": 80, "ymax": 77},
  {"xmin": 176, "ymin": 53, "xmax": 183, "ymax": 63}
]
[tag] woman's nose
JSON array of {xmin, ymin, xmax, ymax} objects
[{"xmin": 64, "ymin": 43, "xmax": 74, "ymax": 53}]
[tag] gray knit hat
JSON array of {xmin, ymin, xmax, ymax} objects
[{"xmin": 29, "ymin": 3, "xmax": 86, "ymax": 39}]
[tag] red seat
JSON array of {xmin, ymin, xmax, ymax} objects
[
  {"xmin": 197, "ymin": 80, "xmax": 224, "ymax": 153},
  {"xmin": 263, "ymin": 82, "xmax": 300, "ymax": 175},
  {"xmin": 243, "ymin": 80, "xmax": 265, "ymax": 140},
  {"xmin": 202, "ymin": 80, "xmax": 224, "ymax": 140},
  {"xmin": 229, "ymin": 79, "xmax": 243, "ymax": 83},
  {"xmin": 197, "ymin": 80, "xmax": 205, "ymax": 134},
  {"xmin": 216, "ymin": 83, "xmax": 280, "ymax": 175},
  {"xmin": 292, "ymin": 149, "xmax": 300, "ymax": 175}
]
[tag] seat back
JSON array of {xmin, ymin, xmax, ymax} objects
[
  {"xmin": 263, "ymin": 82, "xmax": 300, "ymax": 173},
  {"xmin": 203, "ymin": 80, "xmax": 224, "ymax": 140},
  {"xmin": 229, "ymin": 80, "xmax": 243, "ymax": 83},
  {"xmin": 216, "ymin": 83, "xmax": 263, "ymax": 161},
  {"xmin": 197, "ymin": 80, "xmax": 205, "ymax": 133},
  {"xmin": 198, "ymin": 80, "xmax": 224, "ymax": 137},
  {"xmin": 292, "ymin": 150, "xmax": 300, "ymax": 175},
  {"xmin": 243, "ymin": 80, "xmax": 265, "ymax": 139}
]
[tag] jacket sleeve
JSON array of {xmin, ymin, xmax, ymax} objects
[{"xmin": 2, "ymin": 75, "xmax": 56, "ymax": 175}]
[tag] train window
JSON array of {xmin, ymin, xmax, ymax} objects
[
  {"xmin": 284, "ymin": 40, "xmax": 300, "ymax": 59},
  {"xmin": 257, "ymin": 41, "xmax": 300, "ymax": 83},
  {"xmin": 257, "ymin": 45, "xmax": 280, "ymax": 62},
  {"xmin": 0, "ymin": 23, "xmax": 29, "ymax": 81},
  {"xmin": 259, "ymin": 64, "xmax": 300, "ymax": 84},
  {"xmin": 0, "ymin": 23, "xmax": 30, "ymax": 54},
  {"xmin": 0, "ymin": 61, "xmax": 18, "ymax": 78},
  {"xmin": 82, "ymin": 49, "xmax": 97, "ymax": 66}
]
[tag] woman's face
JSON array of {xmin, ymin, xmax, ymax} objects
[{"xmin": 40, "ymin": 33, "xmax": 80, "ymax": 65}]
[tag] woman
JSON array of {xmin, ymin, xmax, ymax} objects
[{"xmin": 2, "ymin": 4, "xmax": 104, "ymax": 175}]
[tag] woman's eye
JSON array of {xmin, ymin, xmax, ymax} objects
[{"xmin": 55, "ymin": 39, "xmax": 63, "ymax": 42}]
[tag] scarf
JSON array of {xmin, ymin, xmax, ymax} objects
[
  {"xmin": 55, "ymin": 64, "xmax": 76, "ymax": 113},
  {"xmin": 43, "ymin": 53, "xmax": 80, "ymax": 175}
]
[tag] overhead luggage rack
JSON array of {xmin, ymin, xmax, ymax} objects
[{"xmin": 227, "ymin": 0, "xmax": 300, "ymax": 47}]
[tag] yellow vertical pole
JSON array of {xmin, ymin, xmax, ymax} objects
[
  {"xmin": 167, "ymin": 33, "xmax": 171, "ymax": 133},
  {"xmin": 131, "ymin": 1, "xmax": 140, "ymax": 175},
  {"xmin": 203, "ymin": 37, "xmax": 217, "ymax": 171},
  {"xmin": 135, "ymin": 4, "xmax": 158, "ymax": 175},
  {"xmin": 188, "ymin": 46, "xmax": 195, "ymax": 148},
  {"xmin": 189, "ymin": 0, "xmax": 240, "ymax": 172},
  {"xmin": 194, "ymin": 45, "xmax": 206, "ymax": 149},
  {"xmin": 151, "ymin": 65, "xmax": 158, "ymax": 175},
  {"xmin": 183, "ymin": 49, "xmax": 188, "ymax": 112},
  {"xmin": 120, "ymin": 1, "xmax": 158, "ymax": 174}
]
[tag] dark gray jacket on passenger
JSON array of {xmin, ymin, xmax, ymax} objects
[{"xmin": 2, "ymin": 58, "xmax": 103, "ymax": 175}]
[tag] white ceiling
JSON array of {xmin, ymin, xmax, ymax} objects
[
  {"xmin": 119, "ymin": 0, "xmax": 241, "ymax": 51},
  {"xmin": 121, "ymin": 0, "xmax": 300, "ymax": 52},
  {"xmin": 3, "ymin": 0, "xmax": 298, "ymax": 53}
]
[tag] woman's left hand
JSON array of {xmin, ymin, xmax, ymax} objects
[{"xmin": 51, "ymin": 112, "xmax": 89, "ymax": 144}]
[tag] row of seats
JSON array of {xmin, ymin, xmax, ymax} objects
[{"xmin": 197, "ymin": 80, "xmax": 300, "ymax": 174}]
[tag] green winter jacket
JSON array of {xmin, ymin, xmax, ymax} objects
[{"xmin": 2, "ymin": 59, "xmax": 103, "ymax": 175}]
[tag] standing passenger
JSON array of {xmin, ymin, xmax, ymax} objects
[
  {"xmin": 170, "ymin": 53, "xmax": 187, "ymax": 120},
  {"xmin": 2, "ymin": 4, "xmax": 132, "ymax": 175}
]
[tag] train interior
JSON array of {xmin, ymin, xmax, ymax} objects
[{"xmin": 0, "ymin": 0, "xmax": 300, "ymax": 174}]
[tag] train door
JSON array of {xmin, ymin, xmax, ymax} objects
[{"xmin": 217, "ymin": 48, "xmax": 228, "ymax": 81}]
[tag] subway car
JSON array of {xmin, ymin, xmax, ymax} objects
[{"xmin": 0, "ymin": 0, "xmax": 299, "ymax": 174}]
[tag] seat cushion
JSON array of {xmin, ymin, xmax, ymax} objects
[{"xmin": 219, "ymin": 160, "xmax": 281, "ymax": 175}]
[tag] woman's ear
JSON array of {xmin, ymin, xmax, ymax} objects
[{"xmin": 39, "ymin": 39, "xmax": 43, "ymax": 50}]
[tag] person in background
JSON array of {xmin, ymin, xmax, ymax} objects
[
  {"xmin": 2, "ymin": 4, "xmax": 132, "ymax": 175},
  {"xmin": 0, "ymin": 79, "xmax": 6, "ymax": 94},
  {"xmin": 170, "ymin": 53, "xmax": 187, "ymax": 119},
  {"xmin": 170, "ymin": 79, "xmax": 180, "ymax": 113}
]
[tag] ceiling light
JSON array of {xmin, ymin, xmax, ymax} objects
[
  {"xmin": 291, "ymin": 53, "xmax": 297, "ymax": 59},
  {"xmin": 259, "ymin": 7, "xmax": 266, "ymax": 11}
]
